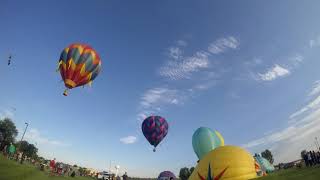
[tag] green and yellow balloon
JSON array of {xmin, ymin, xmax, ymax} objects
[{"xmin": 192, "ymin": 127, "xmax": 224, "ymax": 160}]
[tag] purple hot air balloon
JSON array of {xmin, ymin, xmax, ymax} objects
[
  {"xmin": 142, "ymin": 116, "xmax": 169, "ymax": 152},
  {"xmin": 158, "ymin": 171, "xmax": 176, "ymax": 180}
]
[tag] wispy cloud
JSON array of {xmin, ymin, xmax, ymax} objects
[
  {"xmin": 139, "ymin": 36, "xmax": 238, "ymax": 121},
  {"xmin": 208, "ymin": 36, "xmax": 239, "ymax": 54},
  {"xmin": 160, "ymin": 36, "xmax": 239, "ymax": 81},
  {"xmin": 244, "ymin": 81, "xmax": 320, "ymax": 163},
  {"xmin": 309, "ymin": 81, "xmax": 320, "ymax": 97},
  {"xmin": 159, "ymin": 51, "xmax": 210, "ymax": 80},
  {"xmin": 289, "ymin": 80, "xmax": 320, "ymax": 119},
  {"xmin": 23, "ymin": 128, "xmax": 70, "ymax": 147},
  {"xmin": 168, "ymin": 47, "xmax": 183, "ymax": 60},
  {"xmin": 258, "ymin": 64, "xmax": 290, "ymax": 81},
  {"xmin": 120, "ymin": 136, "xmax": 137, "ymax": 144},
  {"xmin": 244, "ymin": 107, "xmax": 320, "ymax": 163},
  {"xmin": 140, "ymin": 88, "xmax": 186, "ymax": 109}
]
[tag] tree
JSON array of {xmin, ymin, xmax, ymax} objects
[
  {"xmin": 0, "ymin": 118, "xmax": 18, "ymax": 149},
  {"xmin": 261, "ymin": 149, "xmax": 274, "ymax": 164},
  {"xmin": 190, "ymin": 167, "xmax": 195, "ymax": 174},
  {"xmin": 301, "ymin": 150, "xmax": 307, "ymax": 159},
  {"xmin": 179, "ymin": 167, "xmax": 191, "ymax": 180},
  {"xmin": 17, "ymin": 141, "xmax": 38, "ymax": 158}
]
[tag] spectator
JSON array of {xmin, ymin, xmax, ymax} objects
[
  {"xmin": 307, "ymin": 152, "xmax": 312, "ymax": 166},
  {"xmin": 49, "ymin": 158, "xmax": 56, "ymax": 176},
  {"xmin": 122, "ymin": 172, "xmax": 128, "ymax": 180},
  {"xmin": 311, "ymin": 151, "xmax": 317, "ymax": 165},
  {"xmin": 3, "ymin": 144, "xmax": 8, "ymax": 156},
  {"xmin": 8, "ymin": 143, "xmax": 16, "ymax": 160},
  {"xmin": 303, "ymin": 153, "xmax": 309, "ymax": 167}
]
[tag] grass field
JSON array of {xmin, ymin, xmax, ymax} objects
[
  {"xmin": 254, "ymin": 167, "xmax": 320, "ymax": 180},
  {"xmin": 2, "ymin": 154, "xmax": 320, "ymax": 180},
  {"xmin": 0, "ymin": 154, "xmax": 93, "ymax": 180}
]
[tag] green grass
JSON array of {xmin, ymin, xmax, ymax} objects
[
  {"xmin": 2, "ymin": 154, "xmax": 320, "ymax": 180},
  {"xmin": 0, "ymin": 154, "xmax": 93, "ymax": 180},
  {"xmin": 254, "ymin": 167, "xmax": 320, "ymax": 180}
]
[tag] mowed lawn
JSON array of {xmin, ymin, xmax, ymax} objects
[
  {"xmin": 253, "ymin": 167, "xmax": 320, "ymax": 180},
  {"xmin": 0, "ymin": 154, "xmax": 93, "ymax": 180}
]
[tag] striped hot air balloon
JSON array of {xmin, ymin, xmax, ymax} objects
[{"xmin": 58, "ymin": 43, "xmax": 102, "ymax": 96}]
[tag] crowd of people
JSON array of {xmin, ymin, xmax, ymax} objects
[
  {"xmin": 1, "ymin": 141, "xmax": 132, "ymax": 180},
  {"xmin": 302, "ymin": 150, "xmax": 320, "ymax": 167}
]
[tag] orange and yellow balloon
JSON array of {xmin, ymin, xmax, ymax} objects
[{"xmin": 58, "ymin": 43, "xmax": 102, "ymax": 96}]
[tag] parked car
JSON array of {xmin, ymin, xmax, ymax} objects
[{"xmin": 97, "ymin": 171, "xmax": 112, "ymax": 180}]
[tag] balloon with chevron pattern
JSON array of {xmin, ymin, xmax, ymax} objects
[{"xmin": 142, "ymin": 116, "xmax": 169, "ymax": 152}]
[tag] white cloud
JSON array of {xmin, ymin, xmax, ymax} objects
[
  {"xmin": 208, "ymin": 36, "xmax": 239, "ymax": 54},
  {"xmin": 309, "ymin": 81, "xmax": 320, "ymax": 97},
  {"xmin": 244, "ymin": 107, "xmax": 320, "ymax": 163},
  {"xmin": 140, "ymin": 88, "xmax": 185, "ymax": 109},
  {"xmin": 23, "ymin": 128, "xmax": 70, "ymax": 147},
  {"xmin": 159, "ymin": 51, "xmax": 210, "ymax": 80},
  {"xmin": 120, "ymin": 136, "xmax": 137, "ymax": 144},
  {"xmin": 168, "ymin": 47, "xmax": 183, "ymax": 60},
  {"xmin": 290, "ymin": 81, "xmax": 320, "ymax": 119},
  {"xmin": 286, "ymin": 54, "xmax": 304, "ymax": 70},
  {"xmin": 243, "ymin": 83, "xmax": 320, "ymax": 163},
  {"xmin": 258, "ymin": 64, "xmax": 290, "ymax": 81}
]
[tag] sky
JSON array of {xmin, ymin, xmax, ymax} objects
[{"xmin": 1, "ymin": 0, "xmax": 320, "ymax": 177}]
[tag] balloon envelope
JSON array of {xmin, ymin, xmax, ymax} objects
[
  {"xmin": 158, "ymin": 171, "xmax": 176, "ymax": 180},
  {"xmin": 192, "ymin": 127, "xmax": 224, "ymax": 160},
  {"xmin": 142, "ymin": 116, "xmax": 168, "ymax": 151},
  {"xmin": 58, "ymin": 43, "xmax": 102, "ymax": 95},
  {"xmin": 254, "ymin": 156, "xmax": 275, "ymax": 173},
  {"xmin": 189, "ymin": 146, "xmax": 257, "ymax": 180}
]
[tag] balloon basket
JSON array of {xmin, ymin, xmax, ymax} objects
[
  {"xmin": 153, "ymin": 148, "xmax": 156, "ymax": 152},
  {"xmin": 63, "ymin": 89, "xmax": 68, "ymax": 96}
]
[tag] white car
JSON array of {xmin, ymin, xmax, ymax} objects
[{"xmin": 97, "ymin": 171, "xmax": 111, "ymax": 180}]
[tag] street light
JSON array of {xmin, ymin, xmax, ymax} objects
[{"xmin": 20, "ymin": 122, "xmax": 29, "ymax": 142}]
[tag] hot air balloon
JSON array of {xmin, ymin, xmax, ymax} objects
[
  {"xmin": 58, "ymin": 43, "xmax": 102, "ymax": 96},
  {"xmin": 254, "ymin": 155, "xmax": 275, "ymax": 174},
  {"xmin": 189, "ymin": 146, "xmax": 258, "ymax": 180},
  {"xmin": 192, "ymin": 127, "xmax": 224, "ymax": 160},
  {"xmin": 158, "ymin": 171, "xmax": 176, "ymax": 180},
  {"xmin": 8, "ymin": 55, "xmax": 12, "ymax": 65},
  {"xmin": 142, "ymin": 116, "xmax": 168, "ymax": 152}
]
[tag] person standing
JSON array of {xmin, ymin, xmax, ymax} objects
[
  {"xmin": 303, "ymin": 153, "xmax": 309, "ymax": 167},
  {"xmin": 8, "ymin": 143, "xmax": 16, "ymax": 160},
  {"xmin": 122, "ymin": 172, "xmax": 128, "ymax": 180},
  {"xmin": 3, "ymin": 144, "xmax": 8, "ymax": 156},
  {"xmin": 308, "ymin": 151, "xmax": 313, "ymax": 166},
  {"xmin": 50, "ymin": 158, "xmax": 56, "ymax": 176}
]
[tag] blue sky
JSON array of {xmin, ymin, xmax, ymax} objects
[{"xmin": 1, "ymin": 0, "xmax": 320, "ymax": 177}]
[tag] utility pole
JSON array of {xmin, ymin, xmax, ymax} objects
[
  {"xmin": 315, "ymin": 137, "xmax": 320, "ymax": 150},
  {"xmin": 20, "ymin": 122, "xmax": 29, "ymax": 142}
]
